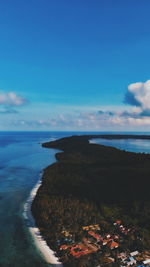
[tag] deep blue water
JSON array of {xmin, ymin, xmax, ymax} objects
[{"xmin": 0, "ymin": 131, "xmax": 150, "ymax": 267}]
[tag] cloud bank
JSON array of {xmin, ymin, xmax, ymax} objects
[{"xmin": 4, "ymin": 80, "xmax": 150, "ymax": 130}]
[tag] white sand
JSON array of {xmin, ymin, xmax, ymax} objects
[{"xmin": 24, "ymin": 176, "xmax": 63, "ymax": 266}]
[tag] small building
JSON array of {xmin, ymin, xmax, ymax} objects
[
  {"xmin": 130, "ymin": 251, "xmax": 139, "ymax": 257},
  {"xmin": 107, "ymin": 241, "xmax": 119, "ymax": 249},
  {"xmin": 118, "ymin": 252, "xmax": 127, "ymax": 260},
  {"xmin": 126, "ymin": 256, "xmax": 136, "ymax": 266},
  {"xmin": 60, "ymin": 244, "xmax": 70, "ymax": 250},
  {"xmin": 108, "ymin": 257, "xmax": 115, "ymax": 262},
  {"xmin": 106, "ymin": 234, "xmax": 111, "ymax": 238},
  {"xmin": 114, "ymin": 220, "xmax": 122, "ymax": 225},
  {"xmin": 88, "ymin": 231, "xmax": 102, "ymax": 241},
  {"xmin": 82, "ymin": 224, "xmax": 100, "ymax": 231},
  {"xmin": 103, "ymin": 239, "xmax": 108, "ymax": 245},
  {"xmin": 82, "ymin": 226, "xmax": 89, "ymax": 231},
  {"xmin": 70, "ymin": 244, "xmax": 94, "ymax": 258},
  {"xmin": 61, "ymin": 230, "xmax": 72, "ymax": 237},
  {"xmin": 143, "ymin": 259, "xmax": 150, "ymax": 265},
  {"xmin": 114, "ymin": 235, "xmax": 119, "ymax": 239}
]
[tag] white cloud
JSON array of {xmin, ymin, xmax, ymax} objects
[
  {"xmin": 125, "ymin": 80, "xmax": 150, "ymax": 110},
  {"xmin": 0, "ymin": 91, "xmax": 27, "ymax": 107}
]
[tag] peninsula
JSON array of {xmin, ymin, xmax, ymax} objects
[{"xmin": 32, "ymin": 135, "xmax": 150, "ymax": 267}]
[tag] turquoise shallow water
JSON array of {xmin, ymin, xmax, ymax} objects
[
  {"xmin": 0, "ymin": 132, "xmax": 71, "ymax": 267},
  {"xmin": 0, "ymin": 131, "xmax": 150, "ymax": 267}
]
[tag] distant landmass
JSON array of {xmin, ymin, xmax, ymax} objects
[{"xmin": 32, "ymin": 135, "xmax": 150, "ymax": 266}]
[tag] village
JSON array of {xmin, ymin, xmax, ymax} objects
[{"xmin": 57, "ymin": 220, "xmax": 150, "ymax": 266}]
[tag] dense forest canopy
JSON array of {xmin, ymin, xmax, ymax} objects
[{"xmin": 32, "ymin": 135, "xmax": 150, "ymax": 266}]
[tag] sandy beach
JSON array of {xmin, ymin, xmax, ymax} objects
[{"xmin": 24, "ymin": 175, "xmax": 63, "ymax": 266}]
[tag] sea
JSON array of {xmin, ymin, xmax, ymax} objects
[{"xmin": 0, "ymin": 131, "xmax": 150, "ymax": 267}]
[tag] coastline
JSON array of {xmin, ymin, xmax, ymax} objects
[
  {"xmin": 23, "ymin": 173, "xmax": 63, "ymax": 266},
  {"xmin": 39, "ymin": 135, "xmax": 150, "ymax": 266}
]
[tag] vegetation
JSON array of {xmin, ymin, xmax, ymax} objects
[{"xmin": 32, "ymin": 135, "xmax": 150, "ymax": 266}]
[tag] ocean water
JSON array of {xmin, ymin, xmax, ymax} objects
[
  {"xmin": 91, "ymin": 136, "xmax": 150, "ymax": 153},
  {"xmin": 0, "ymin": 131, "xmax": 150, "ymax": 267},
  {"xmin": 0, "ymin": 131, "xmax": 73, "ymax": 267}
]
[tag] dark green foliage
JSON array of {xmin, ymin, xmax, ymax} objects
[{"xmin": 32, "ymin": 135, "xmax": 150, "ymax": 266}]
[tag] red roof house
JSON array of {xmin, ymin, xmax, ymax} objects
[{"xmin": 107, "ymin": 241, "xmax": 119, "ymax": 249}]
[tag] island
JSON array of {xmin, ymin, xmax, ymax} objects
[{"xmin": 32, "ymin": 135, "xmax": 150, "ymax": 267}]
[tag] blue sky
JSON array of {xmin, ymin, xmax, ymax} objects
[{"xmin": 1, "ymin": 0, "xmax": 150, "ymax": 131}]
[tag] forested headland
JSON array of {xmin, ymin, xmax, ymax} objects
[{"xmin": 32, "ymin": 135, "xmax": 150, "ymax": 266}]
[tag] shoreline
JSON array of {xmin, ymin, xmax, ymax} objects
[
  {"xmin": 23, "ymin": 173, "xmax": 63, "ymax": 266},
  {"xmin": 30, "ymin": 135, "xmax": 150, "ymax": 266}
]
